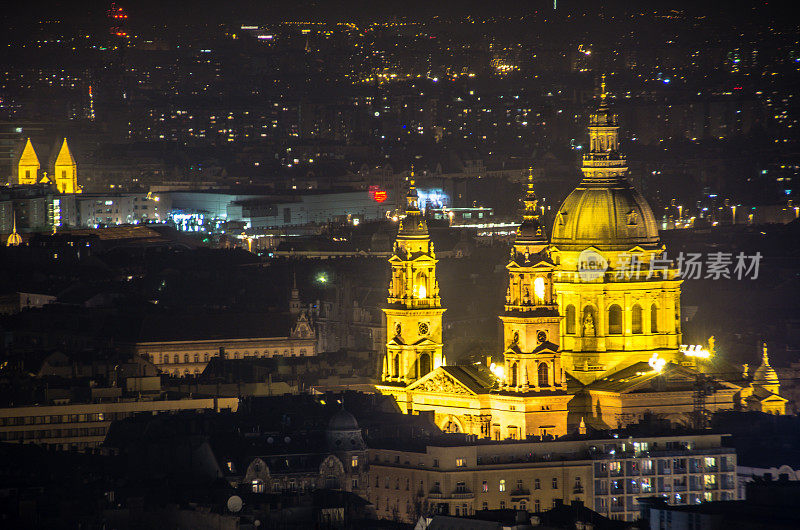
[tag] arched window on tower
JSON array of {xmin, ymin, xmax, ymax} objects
[
  {"xmin": 419, "ymin": 353, "xmax": 431, "ymax": 377},
  {"xmin": 565, "ymin": 305, "xmax": 576, "ymax": 334},
  {"xmin": 632, "ymin": 304, "xmax": 643, "ymax": 334},
  {"xmin": 415, "ymin": 271, "xmax": 428, "ymax": 299},
  {"xmin": 608, "ymin": 305, "xmax": 622, "ymax": 335},
  {"xmin": 651, "ymin": 304, "xmax": 659, "ymax": 333},
  {"xmin": 511, "ymin": 363, "xmax": 518, "ymax": 387},
  {"xmin": 393, "ymin": 355, "xmax": 400, "ymax": 377},
  {"xmin": 538, "ymin": 363, "xmax": 549, "ymax": 387}
]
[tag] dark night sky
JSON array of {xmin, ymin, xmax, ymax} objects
[{"xmin": 3, "ymin": 0, "xmax": 797, "ymax": 25}]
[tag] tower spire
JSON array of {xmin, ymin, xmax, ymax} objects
[
  {"xmin": 523, "ymin": 167, "xmax": 539, "ymax": 219},
  {"xmin": 407, "ymin": 164, "xmax": 418, "ymax": 211},
  {"xmin": 514, "ymin": 167, "xmax": 546, "ymax": 246},
  {"xmin": 600, "ymin": 73, "xmax": 607, "ymax": 103}
]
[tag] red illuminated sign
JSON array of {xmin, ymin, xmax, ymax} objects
[{"xmin": 369, "ymin": 186, "xmax": 387, "ymax": 203}]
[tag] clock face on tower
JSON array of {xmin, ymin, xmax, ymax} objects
[
  {"xmin": 537, "ymin": 330, "xmax": 547, "ymax": 343},
  {"xmin": 418, "ymin": 322, "xmax": 429, "ymax": 336}
]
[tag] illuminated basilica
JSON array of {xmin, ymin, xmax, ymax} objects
[{"xmin": 376, "ymin": 84, "xmax": 787, "ymax": 439}]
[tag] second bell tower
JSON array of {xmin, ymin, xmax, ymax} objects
[
  {"xmin": 382, "ymin": 171, "xmax": 445, "ymax": 385},
  {"xmin": 499, "ymin": 169, "xmax": 565, "ymax": 392}
]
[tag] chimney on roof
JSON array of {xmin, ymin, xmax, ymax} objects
[{"xmin": 219, "ymin": 347, "xmax": 226, "ymax": 359}]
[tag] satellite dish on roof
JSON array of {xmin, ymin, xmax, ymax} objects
[
  {"xmin": 227, "ymin": 495, "xmax": 243, "ymax": 513},
  {"xmin": 284, "ymin": 436, "xmax": 291, "ymax": 443},
  {"xmin": 266, "ymin": 437, "xmax": 274, "ymax": 444}
]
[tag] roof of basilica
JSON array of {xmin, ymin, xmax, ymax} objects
[
  {"xmin": 584, "ymin": 361, "xmax": 740, "ymax": 394},
  {"xmin": 550, "ymin": 181, "xmax": 660, "ymax": 252}
]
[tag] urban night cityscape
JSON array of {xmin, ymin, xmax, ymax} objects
[{"xmin": 2, "ymin": 1, "xmax": 800, "ymax": 528}]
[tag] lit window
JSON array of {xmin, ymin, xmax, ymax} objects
[
  {"xmin": 455, "ymin": 457, "xmax": 466, "ymax": 467},
  {"xmin": 482, "ymin": 480, "xmax": 488, "ymax": 492},
  {"xmin": 533, "ymin": 277, "xmax": 545, "ymax": 302},
  {"xmin": 499, "ymin": 479, "xmax": 506, "ymax": 492},
  {"xmin": 252, "ymin": 480, "xmax": 264, "ymax": 493},
  {"xmin": 351, "ymin": 456, "xmax": 359, "ymax": 468}
]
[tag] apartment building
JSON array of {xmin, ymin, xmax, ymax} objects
[
  {"xmin": 0, "ymin": 397, "xmax": 239, "ymax": 450},
  {"xmin": 367, "ymin": 433, "xmax": 736, "ymax": 523}
]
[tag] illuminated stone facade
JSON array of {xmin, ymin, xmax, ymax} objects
[
  {"xmin": 377, "ymin": 172, "xmax": 571, "ymax": 440},
  {"xmin": 376, "ymin": 83, "xmax": 786, "ymax": 438}
]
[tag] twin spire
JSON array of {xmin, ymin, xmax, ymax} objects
[
  {"xmin": 522, "ymin": 167, "xmax": 539, "ymax": 220},
  {"xmin": 406, "ymin": 164, "xmax": 419, "ymax": 212}
]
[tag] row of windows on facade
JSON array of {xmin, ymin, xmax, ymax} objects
[
  {"xmin": 240, "ymin": 456, "xmax": 360, "ymax": 478},
  {"xmin": 375, "ymin": 497, "xmax": 556, "ymax": 515},
  {"xmin": 156, "ymin": 349, "xmax": 308, "ymax": 364},
  {"xmin": 595, "ymin": 456, "xmax": 732, "ymax": 475},
  {"xmin": 1, "ymin": 426, "xmax": 107, "ymax": 441},
  {"xmin": 564, "ymin": 303, "xmax": 663, "ymax": 335},
  {"xmin": 376, "ymin": 475, "xmax": 578, "ymax": 493},
  {"xmin": 0, "ymin": 409, "xmax": 212, "ymax": 428},
  {"xmin": 250, "ymin": 476, "xmax": 353, "ymax": 493},
  {"xmin": 595, "ymin": 473, "xmax": 735, "ymax": 495},
  {"xmin": 594, "ymin": 490, "xmax": 734, "ymax": 513},
  {"xmin": 0, "ymin": 412, "xmax": 107, "ymax": 426}
]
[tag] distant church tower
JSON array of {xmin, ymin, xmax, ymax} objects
[
  {"xmin": 51, "ymin": 138, "xmax": 80, "ymax": 194},
  {"xmin": 499, "ymin": 169, "xmax": 566, "ymax": 392},
  {"xmin": 6, "ymin": 213, "xmax": 22, "ymax": 247},
  {"xmin": 289, "ymin": 272, "xmax": 302, "ymax": 317},
  {"xmin": 382, "ymin": 170, "xmax": 445, "ymax": 384},
  {"xmin": 17, "ymin": 138, "xmax": 40, "ymax": 185}
]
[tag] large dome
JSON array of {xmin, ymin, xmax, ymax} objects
[{"xmin": 550, "ymin": 181, "xmax": 660, "ymax": 251}]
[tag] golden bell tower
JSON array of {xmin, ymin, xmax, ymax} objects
[
  {"xmin": 17, "ymin": 138, "xmax": 40, "ymax": 185},
  {"xmin": 52, "ymin": 138, "xmax": 81, "ymax": 194},
  {"xmin": 499, "ymin": 169, "xmax": 566, "ymax": 393},
  {"xmin": 382, "ymin": 170, "xmax": 445, "ymax": 384}
]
